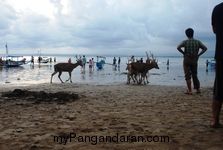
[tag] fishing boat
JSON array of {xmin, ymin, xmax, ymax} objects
[
  {"xmin": 208, "ymin": 60, "xmax": 216, "ymax": 68},
  {"xmin": 96, "ymin": 56, "xmax": 106, "ymax": 69},
  {"xmin": 3, "ymin": 55, "xmax": 26, "ymax": 67},
  {"xmin": 1, "ymin": 44, "xmax": 29, "ymax": 67},
  {"xmin": 37, "ymin": 56, "xmax": 50, "ymax": 63},
  {"xmin": 37, "ymin": 49, "xmax": 50, "ymax": 63}
]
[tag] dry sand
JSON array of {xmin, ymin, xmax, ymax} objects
[{"xmin": 0, "ymin": 83, "xmax": 222, "ymax": 150}]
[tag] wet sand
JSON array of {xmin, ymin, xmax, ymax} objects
[{"xmin": 0, "ymin": 83, "xmax": 222, "ymax": 150}]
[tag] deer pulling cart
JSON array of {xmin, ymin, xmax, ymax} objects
[{"xmin": 96, "ymin": 56, "xmax": 106, "ymax": 69}]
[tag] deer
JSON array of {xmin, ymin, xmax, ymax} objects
[
  {"xmin": 127, "ymin": 52, "xmax": 159, "ymax": 84},
  {"xmin": 139, "ymin": 52, "xmax": 159, "ymax": 84},
  {"xmin": 50, "ymin": 56, "xmax": 82, "ymax": 83},
  {"xmin": 126, "ymin": 63, "xmax": 137, "ymax": 84},
  {"xmin": 138, "ymin": 61, "xmax": 159, "ymax": 84},
  {"xmin": 126, "ymin": 57, "xmax": 139, "ymax": 84}
]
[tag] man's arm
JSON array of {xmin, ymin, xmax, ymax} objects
[
  {"xmin": 177, "ymin": 46, "xmax": 185, "ymax": 55},
  {"xmin": 198, "ymin": 47, "xmax": 208, "ymax": 57},
  {"xmin": 212, "ymin": 26, "xmax": 216, "ymax": 34}
]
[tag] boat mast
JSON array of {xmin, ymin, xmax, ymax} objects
[
  {"xmin": 39, "ymin": 49, "xmax": 41, "ymax": 57},
  {"xmin": 5, "ymin": 43, "xmax": 8, "ymax": 56}
]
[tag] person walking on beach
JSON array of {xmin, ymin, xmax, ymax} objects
[
  {"xmin": 82, "ymin": 55, "xmax": 86, "ymax": 70},
  {"xmin": 89, "ymin": 59, "xmax": 93, "ymax": 70},
  {"xmin": 177, "ymin": 28, "xmax": 207, "ymax": 94},
  {"xmin": 211, "ymin": 2, "xmax": 223, "ymax": 128},
  {"xmin": 30, "ymin": 56, "xmax": 34, "ymax": 66},
  {"xmin": 118, "ymin": 57, "xmax": 121, "ymax": 69},
  {"xmin": 167, "ymin": 59, "xmax": 169, "ymax": 66},
  {"xmin": 91, "ymin": 58, "xmax": 94, "ymax": 70},
  {"xmin": 113, "ymin": 57, "xmax": 117, "ymax": 70}
]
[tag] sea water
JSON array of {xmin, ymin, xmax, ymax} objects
[{"xmin": 0, "ymin": 55, "xmax": 215, "ymax": 87}]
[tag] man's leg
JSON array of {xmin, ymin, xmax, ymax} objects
[
  {"xmin": 183, "ymin": 59, "xmax": 192, "ymax": 93},
  {"xmin": 186, "ymin": 79, "xmax": 192, "ymax": 93},
  {"xmin": 211, "ymin": 99, "xmax": 222, "ymax": 127},
  {"xmin": 211, "ymin": 59, "xmax": 223, "ymax": 127},
  {"xmin": 191, "ymin": 60, "xmax": 200, "ymax": 92}
]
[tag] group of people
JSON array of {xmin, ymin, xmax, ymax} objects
[
  {"xmin": 67, "ymin": 55, "xmax": 95, "ymax": 71},
  {"xmin": 113, "ymin": 57, "xmax": 121, "ymax": 70},
  {"xmin": 176, "ymin": 2, "xmax": 223, "ymax": 128},
  {"xmin": 30, "ymin": 56, "xmax": 56, "ymax": 66},
  {"xmin": 80, "ymin": 55, "xmax": 94, "ymax": 71},
  {"xmin": 129, "ymin": 54, "xmax": 151, "ymax": 64}
]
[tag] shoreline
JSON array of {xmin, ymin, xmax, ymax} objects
[
  {"xmin": 0, "ymin": 83, "xmax": 222, "ymax": 149},
  {"xmin": 0, "ymin": 55, "xmax": 216, "ymax": 88}
]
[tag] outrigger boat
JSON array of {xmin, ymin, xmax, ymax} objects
[
  {"xmin": 37, "ymin": 56, "xmax": 50, "ymax": 63},
  {"xmin": 3, "ymin": 55, "xmax": 29, "ymax": 67},
  {"xmin": 1, "ymin": 44, "xmax": 30, "ymax": 67},
  {"xmin": 208, "ymin": 60, "xmax": 216, "ymax": 68},
  {"xmin": 96, "ymin": 56, "xmax": 106, "ymax": 69},
  {"xmin": 37, "ymin": 49, "xmax": 50, "ymax": 63}
]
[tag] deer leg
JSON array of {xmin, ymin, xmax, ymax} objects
[
  {"xmin": 58, "ymin": 71, "xmax": 64, "ymax": 83},
  {"xmin": 136, "ymin": 73, "xmax": 141, "ymax": 84},
  {"xmin": 146, "ymin": 74, "xmax": 149, "ymax": 84},
  {"xmin": 146, "ymin": 72, "xmax": 149, "ymax": 84},
  {"xmin": 135, "ymin": 73, "xmax": 139, "ymax": 83},
  {"xmin": 70, "ymin": 72, "xmax": 72, "ymax": 83},
  {"xmin": 131, "ymin": 74, "xmax": 134, "ymax": 82},
  {"xmin": 50, "ymin": 71, "xmax": 58, "ymax": 83},
  {"xmin": 144, "ymin": 75, "xmax": 147, "ymax": 84},
  {"xmin": 140, "ymin": 73, "xmax": 145, "ymax": 84},
  {"xmin": 132, "ymin": 73, "xmax": 137, "ymax": 83},
  {"xmin": 132, "ymin": 74, "xmax": 136, "ymax": 83},
  {"xmin": 127, "ymin": 73, "xmax": 130, "ymax": 84},
  {"xmin": 140, "ymin": 74, "xmax": 143, "ymax": 84},
  {"xmin": 139, "ymin": 75, "xmax": 143, "ymax": 84},
  {"xmin": 128, "ymin": 72, "xmax": 134, "ymax": 84},
  {"xmin": 126, "ymin": 69, "xmax": 130, "ymax": 84},
  {"xmin": 65, "ymin": 73, "xmax": 70, "ymax": 82},
  {"xmin": 66, "ymin": 72, "xmax": 72, "ymax": 83}
]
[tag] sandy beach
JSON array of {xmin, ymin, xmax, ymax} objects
[{"xmin": 0, "ymin": 82, "xmax": 222, "ymax": 150}]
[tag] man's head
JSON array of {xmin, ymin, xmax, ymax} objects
[{"xmin": 185, "ymin": 28, "xmax": 194, "ymax": 38}]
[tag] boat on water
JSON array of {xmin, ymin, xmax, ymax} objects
[
  {"xmin": 2, "ymin": 55, "xmax": 29, "ymax": 67},
  {"xmin": 208, "ymin": 60, "xmax": 216, "ymax": 68},
  {"xmin": 1, "ymin": 44, "xmax": 30, "ymax": 67},
  {"xmin": 37, "ymin": 56, "xmax": 50, "ymax": 63},
  {"xmin": 96, "ymin": 56, "xmax": 106, "ymax": 69}
]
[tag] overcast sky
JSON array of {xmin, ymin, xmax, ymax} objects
[{"xmin": 0, "ymin": 0, "xmax": 221, "ymax": 56}]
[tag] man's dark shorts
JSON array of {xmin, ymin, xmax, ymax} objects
[{"xmin": 213, "ymin": 59, "xmax": 223, "ymax": 102}]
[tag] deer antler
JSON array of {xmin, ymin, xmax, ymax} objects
[
  {"xmin": 75, "ymin": 55, "xmax": 82, "ymax": 61},
  {"xmin": 127, "ymin": 57, "xmax": 131, "ymax": 64},
  {"xmin": 150, "ymin": 51, "xmax": 157, "ymax": 62},
  {"xmin": 146, "ymin": 51, "xmax": 149, "ymax": 58}
]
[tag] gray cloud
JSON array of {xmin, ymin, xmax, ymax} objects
[{"xmin": 0, "ymin": 0, "xmax": 221, "ymax": 56}]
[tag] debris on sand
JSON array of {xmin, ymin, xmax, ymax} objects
[{"xmin": 1, "ymin": 89, "xmax": 78, "ymax": 104}]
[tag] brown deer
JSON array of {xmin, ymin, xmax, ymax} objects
[
  {"xmin": 126, "ymin": 63, "xmax": 138, "ymax": 84},
  {"xmin": 50, "ymin": 56, "xmax": 82, "ymax": 83},
  {"xmin": 127, "ymin": 52, "xmax": 159, "ymax": 84},
  {"xmin": 139, "ymin": 61, "xmax": 159, "ymax": 84},
  {"xmin": 126, "ymin": 58, "xmax": 138, "ymax": 84}
]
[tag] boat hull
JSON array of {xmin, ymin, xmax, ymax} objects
[{"xmin": 208, "ymin": 61, "xmax": 216, "ymax": 67}]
